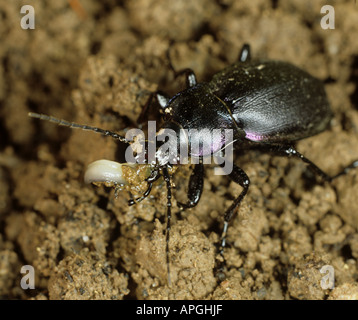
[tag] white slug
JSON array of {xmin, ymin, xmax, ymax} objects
[{"xmin": 84, "ymin": 159, "xmax": 133, "ymax": 186}]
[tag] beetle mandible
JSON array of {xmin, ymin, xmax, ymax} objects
[{"xmin": 29, "ymin": 44, "xmax": 358, "ymax": 283}]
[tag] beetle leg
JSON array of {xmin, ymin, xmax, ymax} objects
[
  {"xmin": 128, "ymin": 167, "xmax": 160, "ymax": 205},
  {"xmin": 219, "ymin": 163, "xmax": 250, "ymax": 257},
  {"xmin": 177, "ymin": 161, "xmax": 204, "ymax": 209},
  {"xmin": 138, "ymin": 45, "xmax": 198, "ymax": 125},
  {"xmin": 162, "ymin": 166, "xmax": 173, "ymax": 285},
  {"xmin": 137, "ymin": 91, "xmax": 171, "ymax": 124},
  {"xmin": 239, "ymin": 43, "xmax": 251, "ymax": 62},
  {"xmin": 127, "ymin": 182, "xmax": 153, "ymax": 206},
  {"xmin": 331, "ymin": 160, "xmax": 358, "ymax": 179},
  {"xmin": 156, "ymin": 91, "xmax": 171, "ymax": 108},
  {"xmin": 172, "ymin": 68, "xmax": 197, "ymax": 88},
  {"xmin": 167, "ymin": 46, "xmax": 197, "ymax": 88},
  {"xmin": 270, "ymin": 145, "xmax": 358, "ymax": 182}
]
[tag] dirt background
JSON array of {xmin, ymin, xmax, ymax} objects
[{"xmin": 1, "ymin": 0, "xmax": 358, "ymax": 300}]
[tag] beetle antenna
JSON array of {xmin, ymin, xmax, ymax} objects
[
  {"xmin": 331, "ymin": 160, "xmax": 358, "ymax": 180},
  {"xmin": 28, "ymin": 112, "xmax": 130, "ymax": 144},
  {"xmin": 162, "ymin": 166, "xmax": 172, "ymax": 286}
]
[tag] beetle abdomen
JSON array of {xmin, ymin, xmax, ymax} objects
[{"xmin": 210, "ymin": 60, "xmax": 332, "ymax": 143}]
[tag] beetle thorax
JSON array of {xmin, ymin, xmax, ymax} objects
[{"xmin": 161, "ymin": 84, "xmax": 240, "ymax": 159}]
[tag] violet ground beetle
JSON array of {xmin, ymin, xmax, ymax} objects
[{"xmin": 29, "ymin": 44, "xmax": 358, "ymax": 284}]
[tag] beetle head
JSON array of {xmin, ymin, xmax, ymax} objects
[{"xmin": 155, "ymin": 121, "xmax": 188, "ymax": 166}]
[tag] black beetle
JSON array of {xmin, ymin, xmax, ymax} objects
[{"xmin": 29, "ymin": 44, "xmax": 358, "ymax": 283}]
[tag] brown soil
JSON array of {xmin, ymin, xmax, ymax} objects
[{"xmin": 1, "ymin": 0, "xmax": 358, "ymax": 300}]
